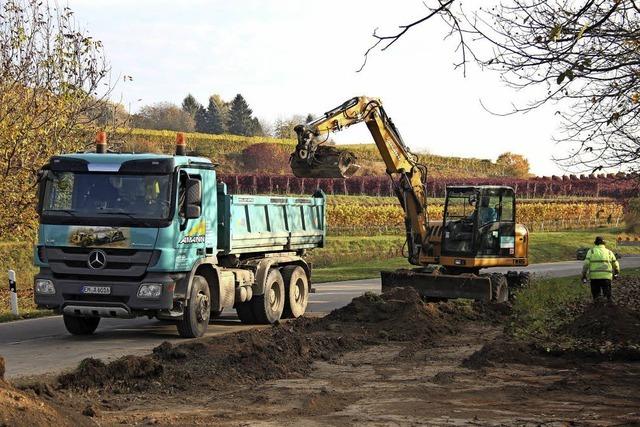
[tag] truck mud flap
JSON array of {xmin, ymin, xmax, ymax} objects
[{"xmin": 381, "ymin": 270, "xmax": 492, "ymax": 301}]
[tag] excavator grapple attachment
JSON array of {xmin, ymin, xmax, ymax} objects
[
  {"xmin": 290, "ymin": 146, "xmax": 360, "ymax": 179},
  {"xmin": 381, "ymin": 269, "xmax": 494, "ymax": 301}
]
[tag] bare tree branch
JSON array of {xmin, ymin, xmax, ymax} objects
[
  {"xmin": 360, "ymin": 0, "xmax": 640, "ymax": 173},
  {"xmin": 357, "ymin": 0, "xmax": 455, "ymax": 72}
]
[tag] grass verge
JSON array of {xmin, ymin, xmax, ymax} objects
[
  {"xmin": 311, "ymin": 228, "xmax": 640, "ymax": 283},
  {"xmin": 509, "ymin": 268, "xmax": 640, "ymax": 357}
]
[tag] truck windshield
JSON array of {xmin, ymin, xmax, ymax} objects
[{"xmin": 42, "ymin": 172, "xmax": 172, "ymax": 219}]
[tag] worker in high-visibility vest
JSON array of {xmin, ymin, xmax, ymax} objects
[{"xmin": 581, "ymin": 236, "xmax": 620, "ymax": 302}]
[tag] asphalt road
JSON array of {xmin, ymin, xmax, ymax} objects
[{"xmin": 2, "ymin": 256, "xmax": 639, "ymax": 380}]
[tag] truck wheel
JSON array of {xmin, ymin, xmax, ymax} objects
[
  {"xmin": 282, "ymin": 266, "xmax": 309, "ymax": 318},
  {"xmin": 176, "ymin": 275, "xmax": 210, "ymax": 338},
  {"xmin": 236, "ymin": 302, "xmax": 256, "ymax": 324},
  {"xmin": 252, "ymin": 268, "xmax": 285, "ymax": 324},
  {"xmin": 63, "ymin": 314, "xmax": 100, "ymax": 335},
  {"xmin": 489, "ymin": 273, "xmax": 508, "ymax": 303}
]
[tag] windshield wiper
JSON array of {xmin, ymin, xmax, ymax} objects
[{"xmin": 46, "ymin": 209, "xmax": 78, "ymax": 217}]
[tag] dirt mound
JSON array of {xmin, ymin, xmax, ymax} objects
[
  {"xmin": 0, "ymin": 376, "xmax": 82, "ymax": 426},
  {"xmin": 614, "ymin": 276, "xmax": 640, "ymax": 311},
  {"xmin": 57, "ymin": 287, "xmax": 479, "ymax": 394},
  {"xmin": 58, "ymin": 356, "xmax": 163, "ymax": 389},
  {"xmin": 560, "ymin": 303, "xmax": 640, "ymax": 344},
  {"xmin": 462, "ymin": 336, "xmax": 542, "ymax": 369},
  {"xmin": 547, "ymin": 302, "xmax": 640, "ymax": 360},
  {"xmin": 320, "ymin": 287, "xmax": 463, "ymax": 341}
]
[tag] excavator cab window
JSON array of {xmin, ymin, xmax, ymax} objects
[
  {"xmin": 476, "ymin": 188, "xmax": 516, "ymax": 257},
  {"xmin": 443, "ymin": 187, "xmax": 516, "ymax": 258},
  {"xmin": 442, "ymin": 188, "xmax": 478, "ymax": 256}
]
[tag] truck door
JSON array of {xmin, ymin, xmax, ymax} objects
[{"xmin": 174, "ymin": 168, "xmax": 216, "ymax": 270}]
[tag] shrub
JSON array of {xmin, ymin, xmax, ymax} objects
[{"xmin": 241, "ymin": 143, "xmax": 291, "ymax": 174}]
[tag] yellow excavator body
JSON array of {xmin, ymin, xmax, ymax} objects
[{"xmin": 290, "ymin": 96, "xmax": 530, "ymax": 302}]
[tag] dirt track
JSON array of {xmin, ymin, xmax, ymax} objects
[{"xmin": 3, "ymin": 287, "xmax": 640, "ymax": 426}]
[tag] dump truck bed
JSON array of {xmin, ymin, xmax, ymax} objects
[{"xmin": 217, "ymin": 187, "xmax": 325, "ymax": 254}]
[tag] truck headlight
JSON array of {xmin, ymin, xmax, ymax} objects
[
  {"xmin": 137, "ymin": 283, "xmax": 162, "ymax": 298},
  {"xmin": 34, "ymin": 279, "xmax": 55, "ymax": 295}
]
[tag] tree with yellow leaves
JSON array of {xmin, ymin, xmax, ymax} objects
[{"xmin": 0, "ymin": 0, "xmax": 113, "ymax": 239}]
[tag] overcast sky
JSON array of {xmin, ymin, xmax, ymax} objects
[{"xmin": 69, "ymin": 0, "xmax": 567, "ymax": 176}]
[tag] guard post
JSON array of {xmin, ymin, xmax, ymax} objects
[{"xmin": 8, "ymin": 270, "xmax": 18, "ymax": 316}]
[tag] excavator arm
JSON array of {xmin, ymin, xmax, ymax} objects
[{"xmin": 290, "ymin": 96, "xmax": 430, "ymax": 264}]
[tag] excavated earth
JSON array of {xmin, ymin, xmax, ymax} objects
[{"xmin": 3, "ymin": 286, "xmax": 640, "ymax": 426}]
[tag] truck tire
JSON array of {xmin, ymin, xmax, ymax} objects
[
  {"xmin": 489, "ymin": 273, "xmax": 508, "ymax": 303},
  {"xmin": 176, "ymin": 275, "xmax": 210, "ymax": 338},
  {"xmin": 282, "ymin": 266, "xmax": 309, "ymax": 318},
  {"xmin": 251, "ymin": 268, "xmax": 285, "ymax": 324},
  {"xmin": 236, "ymin": 302, "xmax": 256, "ymax": 324},
  {"xmin": 63, "ymin": 314, "xmax": 100, "ymax": 335}
]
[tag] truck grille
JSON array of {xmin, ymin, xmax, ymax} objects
[{"xmin": 45, "ymin": 247, "xmax": 156, "ymax": 280}]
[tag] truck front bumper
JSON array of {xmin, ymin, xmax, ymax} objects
[{"xmin": 34, "ymin": 268, "xmax": 186, "ymax": 317}]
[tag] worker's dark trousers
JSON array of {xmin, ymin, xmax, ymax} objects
[{"xmin": 590, "ymin": 279, "xmax": 612, "ymax": 301}]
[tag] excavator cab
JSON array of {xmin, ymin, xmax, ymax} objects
[{"xmin": 442, "ymin": 186, "xmax": 516, "ymax": 259}]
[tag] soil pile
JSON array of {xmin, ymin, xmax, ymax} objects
[
  {"xmin": 559, "ymin": 303, "xmax": 640, "ymax": 343},
  {"xmin": 614, "ymin": 276, "xmax": 640, "ymax": 310},
  {"xmin": 58, "ymin": 355, "xmax": 163, "ymax": 389},
  {"xmin": 553, "ymin": 302, "xmax": 640, "ymax": 359},
  {"xmin": 319, "ymin": 287, "xmax": 463, "ymax": 340},
  {"xmin": 57, "ymin": 287, "xmax": 476, "ymax": 393},
  {"xmin": 0, "ymin": 368, "xmax": 80, "ymax": 426},
  {"xmin": 463, "ymin": 336, "xmax": 539, "ymax": 368}
]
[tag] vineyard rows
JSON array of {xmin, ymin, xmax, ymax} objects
[
  {"xmin": 326, "ymin": 201, "xmax": 623, "ymax": 232},
  {"xmin": 218, "ymin": 173, "xmax": 639, "ymax": 199}
]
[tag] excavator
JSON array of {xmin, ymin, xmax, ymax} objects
[{"xmin": 290, "ymin": 96, "xmax": 530, "ymax": 302}]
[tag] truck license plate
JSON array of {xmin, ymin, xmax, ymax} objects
[{"xmin": 81, "ymin": 286, "xmax": 111, "ymax": 295}]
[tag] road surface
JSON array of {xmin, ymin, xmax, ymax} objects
[{"xmin": 2, "ymin": 256, "xmax": 639, "ymax": 379}]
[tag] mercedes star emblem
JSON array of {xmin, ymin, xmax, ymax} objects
[{"xmin": 87, "ymin": 249, "xmax": 107, "ymax": 270}]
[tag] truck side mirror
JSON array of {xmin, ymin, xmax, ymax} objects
[
  {"xmin": 186, "ymin": 179, "xmax": 201, "ymax": 205},
  {"xmin": 185, "ymin": 178, "xmax": 201, "ymax": 219},
  {"xmin": 36, "ymin": 169, "xmax": 50, "ymax": 214},
  {"xmin": 185, "ymin": 204, "xmax": 201, "ymax": 219}
]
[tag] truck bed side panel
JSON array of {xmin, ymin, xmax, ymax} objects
[{"xmin": 218, "ymin": 193, "xmax": 325, "ymax": 254}]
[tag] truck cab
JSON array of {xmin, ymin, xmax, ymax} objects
[{"xmin": 34, "ymin": 138, "xmax": 325, "ymax": 337}]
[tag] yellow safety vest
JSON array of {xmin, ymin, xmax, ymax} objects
[{"xmin": 583, "ymin": 245, "xmax": 620, "ymax": 280}]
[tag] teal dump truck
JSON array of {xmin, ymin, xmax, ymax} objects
[{"xmin": 33, "ymin": 135, "xmax": 325, "ymax": 337}]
